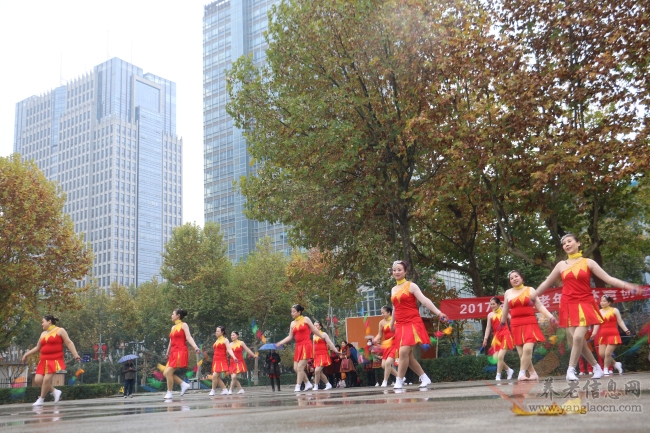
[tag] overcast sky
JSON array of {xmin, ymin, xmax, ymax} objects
[{"xmin": 0, "ymin": 0, "xmax": 207, "ymax": 226}]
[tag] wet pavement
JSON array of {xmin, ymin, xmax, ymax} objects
[{"xmin": 1, "ymin": 373, "xmax": 649, "ymax": 432}]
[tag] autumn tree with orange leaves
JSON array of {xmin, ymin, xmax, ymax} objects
[
  {"xmin": 0, "ymin": 155, "xmax": 92, "ymax": 351},
  {"xmin": 228, "ymin": 0, "xmax": 650, "ymax": 295}
]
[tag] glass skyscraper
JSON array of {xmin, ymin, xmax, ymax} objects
[
  {"xmin": 13, "ymin": 58, "xmax": 183, "ymax": 290},
  {"xmin": 203, "ymin": 0, "xmax": 289, "ymax": 262}
]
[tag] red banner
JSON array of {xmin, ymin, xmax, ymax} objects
[{"xmin": 439, "ymin": 287, "xmax": 650, "ymax": 320}]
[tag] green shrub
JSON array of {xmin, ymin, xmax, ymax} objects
[{"xmin": 0, "ymin": 383, "xmax": 122, "ymax": 405}]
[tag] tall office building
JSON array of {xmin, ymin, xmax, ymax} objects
[
  {"xmin": 13, "ymin": 58, "xmax": 183, "ymax": 290},
  {"xmin": 203, "ymin": 0, "xmax": 289, "ymax": 262}
]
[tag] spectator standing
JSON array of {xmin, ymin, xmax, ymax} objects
[
  {"xmin": 265, "ymin": 349, "xmax": 282, "ymax": 392},
  {"xmin": 123, "ymin": 360, "xmax": 136, "ymax": 398}
]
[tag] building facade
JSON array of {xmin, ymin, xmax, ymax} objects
[
  {"xmin": 203, "ymin": 0, "xmax": 289, "ymax": 262},
  {"xmin": 13, "ymin": 58, "xmax": 182, "ymax": 290}
]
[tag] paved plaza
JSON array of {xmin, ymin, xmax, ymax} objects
[{"xmin": 1, "ymin": 373, "xmax": 649, "ymax": 433}]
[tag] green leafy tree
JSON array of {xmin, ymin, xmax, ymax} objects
[
  {"xmin": 227, "ymin": 237, "xmax": 292, "ymax": 381},
  {"xmin": 161, "ymin": 222, "xmax": 232, "ymax": 342},
  {"xmin": 0, "ymin": 155, "xmax": 92, "ymax": 350}
]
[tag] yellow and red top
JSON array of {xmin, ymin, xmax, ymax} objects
[
  {"xmin": 561, "ymin": 259, "xmax": 593, "ymax": 303},
  {"xmin": 508, "ymin": 287, "xmax": 538, "ymax": 326},
  {"xmin": 391, "ymin": 283, "xmax": 420, "ymax": 325},
  {"xmin": 169, "ymin": 321, "xmax": 188, "ymax": 352},
  {"xmin": 293, "ymin": 316, "xmax": 311, "ymax": 346},
  {"xmin": 40, "ymin": 327, "xmax": 63, "ymax": 361},
  {"xmin": 313, "ymin": 334, "xmax": 329, "ymax": 356}
]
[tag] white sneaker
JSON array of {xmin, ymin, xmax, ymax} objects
[
  {"xmin": 614, "ymin": 362, "xmax": 623, "ymax": 375},
  {"xmin": 208, "ymin": 389, "xmax": 215, "ymax": 396},
  {"xmin": 163, "ymin": 391, "xmax": 173, "ymax": 400},
  {"xmin": 566, "ymin": 366, "xmax": 578, "ymax": 382},
  {"xmin": 419, "ymin": 374, "xmax": 431, "ymax": 388},
  {"xmin": 393, "ymin": 378, "xmax": 404, "ymax": 389},
  {"xmin": 578, "ymin": 372, "xmax": 585, "ymax": 376},
  {"xmin": 375, "ymin": 382, "xmax": 379, "ymax": 387},
  {"xmin": 592, "ymin": 364, "xmax": 603, "ymax": 379},
  {"xmin": 604, "ymin": 369, "xmax": 611, "ymax": 376},
  {"xmin": 180, "ymin": 381, "xmax": 191, "ymax": 396},
  {"xmin": 381, "ymin": 380, "xmax": 388, "ymax": 387},
  {"xmin": 517, "ymin": 370, "xmax": 527, "ymax": 381},
  {"xmin": 506, "ymin": 368, "xmax": 514, "ymax": 380},
  {"xmin": 52, "ymin": 388, "xmax": 62, "ymax": 404},
  {"xmin": 227, "ymin": 389, "xmax": 232, "ymax": 395},
  {"xmin": 324, "ymin": 382, "xmax": 332, "ymax": 390},
  {"xmin": 495, "ymin": 373, "xmax": 502, "ymax": 381},
  {"xmin": 33, "ymin": 397, "xmax": 44, "ymax": 406},
  {"xmin": 304, "ymin": 382, "xmax": 313, "ymax": 391},
  {"xmin": 220, "ymin": 389, "xmax": 229, "ymax": 395},
  {"xmin": 588, "ymin": 372, "xmax": 594, "ymax": 375},
  {"xmin": 294, "ymin": 384, "xmax": 301, "ymax": 392},
  {"xmin": 237, "ymin": 389, "xmax": 245, "ymax": 394}
]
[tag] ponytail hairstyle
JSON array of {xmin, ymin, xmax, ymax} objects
[
  {"xmin": 43, "ymin": 315, "xmax": 59, "ymax": 325},
  {"xmin": 292, "ymin": 304, "xmax": 305, "ymax": 314},
  {"xmin": 603, "ymin": 296, "xmax": 614, "ymax": 305},
  {"xmin": 216, "ymin": 325, "xmax": 226, "ymax": 335},
  {"xmin": 174, "ymin": 308, "xmax": 188, "ymax": 320}
]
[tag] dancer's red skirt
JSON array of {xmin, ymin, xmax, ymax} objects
[
  {"xmin": 166, "ymin": 349, "xmax": 188, "ymax": 368},
  {"xmin": 491, "ymin": 328, "xmax": 515, "ymax": 351},
  {"xmin": 596, "ymin": 328, "xmax": 622, "ymax": 345},
  {"xmin": 559, "ymin": 301, "xmax": 603, "ymax": 328},
  {"xmin": 395, "ymin": 321, "xmax": 429, "ymax": 347},
  {"xmin": 294, "ymin": 342, "xmax": 313, "ymax": 361},
  {"xmin": 36, "ymin": 358, "xmax": 65, "ymax": 375},
  {"xmin": 313, "ymin": 353, "xmax": 331, "ymax": 367},
  {"xmin": 511, "ymin": 323, "xmax": 545, "ymax": 346},
  {"xmin": 229, "ymin": 359, "xmax": 247, "ymax": 374},
  {"xmin": 382, "ymin": 338, "xmax": 398, "ymax": 360},
  {"xmin": 212, "ymin": 359, "xmax": 229, "ymax": 374}
]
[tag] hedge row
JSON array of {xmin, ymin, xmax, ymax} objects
[{"xmin": 0, "ymin": 383, "xmax": 122, "ymax": 405}]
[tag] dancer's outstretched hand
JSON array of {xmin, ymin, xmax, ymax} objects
[{"xmin": 439, "ymin": 313, "xmax": 449, "ymax": 322}]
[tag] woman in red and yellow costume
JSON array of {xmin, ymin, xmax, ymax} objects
[
  {"xmin": 501, "ymin": 272, "xmax": 555, "ymax": 381},
  {"xmin": 276, "ymin": 304, "xmax": 337, "ymax": 392},
  {"xmin": 373, "ymin": 305, "xmax": 399, "ymax": 387},
  {"xmin": 229, "ymin": 331, "xmax": 257, "ymax": 394},
  {"xmin": 22, "ymin": 315, "xmax": 81, "ymax": 406},
  {"xmin": 389, "ymin": 260, "xmax": 448, "ymax": 389},
  {"xmin": 536, "ymin": 233, "xmax": 639, "ymax": 382},
  {"xmin": 163, "ymin": 308, "xmax": 201, "ymax": 400},
  {"xmin": 311, "ymin": 321, "xmax": 334, "ymax": 390},
  {"xmin": 482, "ymin": 297, "xmax": 515, "ymax": 381},
  {"xmin": 592, "ymin": 295, "xmax": 630, "ymax": 376},
  {"xmin": 209, "ymin": 326, "xmax": 238, "ymax": 396}
]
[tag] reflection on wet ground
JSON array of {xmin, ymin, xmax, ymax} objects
[
  {"xmin": 0, "ymin": 386, "xmax": 503, "ymax": 427},
  {"xmin": 1, "ymin": 374, "xmax": 647, "ymax": 429}
]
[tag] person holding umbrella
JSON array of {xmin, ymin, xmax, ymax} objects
[
  {"xmin": 123, "ymin": 360, "xmax": 136, "ymax": 398},
  {"xmin": 264, "ymin": 349, "xmax": 282, "ymax": 392}
]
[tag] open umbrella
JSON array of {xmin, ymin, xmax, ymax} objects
[
  {"xmin": 258, "ymin": 343, "xmax": 279, "ymax": 351},
  {"xmin": 118, "ymin": 354, "xmax": 139, "ymax": 363}
]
